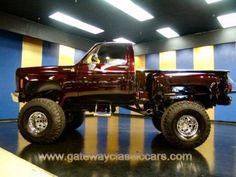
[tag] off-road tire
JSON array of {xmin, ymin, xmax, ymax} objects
[
  {"xmin": 64, "ymin": 111, "xmax": 85, "ymax": 131},
  {"xmin": 161, "ymin": 101, "xmax": 211, "ymax": 149},
  {"xmin": 18, "ymin": 98, "xmax": 65, "ymax": 143}
]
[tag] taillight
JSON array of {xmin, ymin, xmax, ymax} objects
[
  {"xmin": 226, "ymin": 83, "xmax": 232, "ymax": 93},
  {"xmin": 20, "ymin": 78, "xmax": 24, "ymax": 89}
]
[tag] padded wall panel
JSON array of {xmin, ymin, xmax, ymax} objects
[
  {"xmin": 21, "ymin": 36, "xmax": 43, "ymax": 67},
  {"xmin": 145, "ymin": 53, "xmax": 159, "ymax": 70},
  {"xmin": 159, "ymin": 51, "xmax": 176, "ymax": 70},
  {"xmin": 193, "ymin": 46, "xmax": 214, "ymax": 70},
  {"xmin": 214, "ymin": 43, "xmax": 236, "ymax": 121},
  {"xmin": 74, "ymin": 49, "xmax": 85, "ymax": 64},
  {"xmin": 0, "ymin": 31, "xmax": 22, "ymax": 118},
  {"xmin": 135, "ymin": 55, "xmax": 146, "ymax": 70},
  {"xmin": 42, "ymin": 41, "xmax": 59, "ymax": 66},
  {"xmin": 58, "ymin": 45, "xmax": 75, "ymax": 66},
  {"xmin": 176, "ymin": 49, "xmax": 193, "ymax": 69}
]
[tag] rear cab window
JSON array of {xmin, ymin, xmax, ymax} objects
[{"xmin": 97, "ymin": 44, "xmax": 127, "ymax": 65}]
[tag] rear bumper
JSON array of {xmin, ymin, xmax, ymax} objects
[
  {"xmin": 230, "ymin": 90, "xmax": 236, "ymax": 94},
  {"xmin": 11, "ymin": 92, "xmax": 19, "ymax": 102}
]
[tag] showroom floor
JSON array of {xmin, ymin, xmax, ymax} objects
[{"xmin": 0, "ymin": 115, "xmax": 236, "ymax": 177}]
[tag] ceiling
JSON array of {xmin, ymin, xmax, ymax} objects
[{"xmin": 0, "ymin": 0, "xmax": 236, "ymax": 44}]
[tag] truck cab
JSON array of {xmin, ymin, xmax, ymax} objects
[{"xmin": 73, "ymin": 43, "xmax": 136, "ymax": 104}]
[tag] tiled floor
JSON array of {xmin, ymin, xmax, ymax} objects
[{"xmin": 0, "ymin": 115, "xmax": 236, "ymax": 177}]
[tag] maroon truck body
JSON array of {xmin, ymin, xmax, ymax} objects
[
  {"xmin": 13, "ymin": 42, "xmax": 232, "ymax": 148},
  {"xmin": 14, "ymin": 43, "xmax": 231, "ymax": 112}
]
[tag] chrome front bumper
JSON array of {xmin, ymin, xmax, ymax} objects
[{"xmin": 11, "ymin": 92, "xmax": 19, "ymax": 102}]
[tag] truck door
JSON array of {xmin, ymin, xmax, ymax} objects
[{"xmin": 76, "ymin": 43, "xmax": 133, "ymax": 103}]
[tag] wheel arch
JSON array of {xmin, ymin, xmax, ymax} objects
[{"xmin": 24, "ymin": 81, "xmax": 62, "ymax": 100}]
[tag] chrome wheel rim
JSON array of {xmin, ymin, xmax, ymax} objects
[
  {"xmin": 177, "ymin": 115, "xmax": 199, "ymax": 139},
  {"xmin": 27, "ymin": 111, "xmax": 48, "ymax": 136}
]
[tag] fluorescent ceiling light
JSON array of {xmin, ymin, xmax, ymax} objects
[
  {"xmin": 205, "ymin": 0, "xmax": 222, "ymax": 4},
  {"xmin": 156, "ymin": 27, "xmax": 180, "ymax": 38},
  {"xmin": 217, "ymin": 13, "xmax": 236, "ymax": 28},
  {"xmin": 113, "ymin": 37, "xmax": 135, "ymax": 44},
  {"xmin": 104, "ymin": 0, "xmax": 154, "ymax": 21},
  {"xmin": 49, "ymin": 12, "xmax": 104, "ymax": 34}
]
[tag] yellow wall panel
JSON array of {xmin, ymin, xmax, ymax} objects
[
  {"xmin": 159, "ymin": 51, "xmax": 176, "ymax": 69},
  {"xmin": 21, "ymin": 36, "xmax": 42, "ymax": 67},
  {"xmin": 59, "ymin": 45, "xmax": 75, "ymax": 66},
  {"xmin": 135, "ymin": 55, "xmax": 145, "ymax": 70},
  {"xmin": 193, "ymin": 46, "xmax": 214, "ymax": 70}
]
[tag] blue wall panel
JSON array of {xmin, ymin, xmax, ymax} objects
[
  {"xmin": 42, "ymin": 41, "xmax": 59, "ymax": 66},
  {"xmin": 214, "ymin": 43, "xmax": 236, "ymax": 121},
  {"xmin": 74, "ymin": 49, "xmax": 85, "ymax": 64},
  {"xmin": 145, "ymin": 53, "xmax": 159, "ymax": 70},
  {"xmin": 0, "ymin": 30, "xmax": 22, "ymax": 118},
  {"xmin": 176, "ymin": 48, "xmax": 193, "ymax": 69}
]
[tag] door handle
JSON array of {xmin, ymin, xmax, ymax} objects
[{"xmin": 117, "ymin": 65, "xmax": 128, "ymax": 69}]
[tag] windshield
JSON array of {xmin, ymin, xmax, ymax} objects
[{"xmin": 78, "ymin": 43, "xmax": 128, "ymax": 65}]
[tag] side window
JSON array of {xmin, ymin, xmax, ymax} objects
[{"xmin": 97, "ymin": 45, "xmax": 127, "ymax": 65}]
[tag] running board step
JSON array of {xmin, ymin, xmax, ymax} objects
[
  {"xmin": 93, "ymin": 104, "xmax": 112, "ymax": 117},
  {"xmin": 94, "ymin": 112, "xmax": 112, "ymax": 117}
]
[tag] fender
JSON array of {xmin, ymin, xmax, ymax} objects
[
  {"xmin": 24, "ymin": 81, "xmax": 62, "ymax": 97},
  {"xmin": 170, "ymin": 85, "xmax": 210, "ymax": 96}
]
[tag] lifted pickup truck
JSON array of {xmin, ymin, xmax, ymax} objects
[{"xmin": 12, "ymin": 42, "xmax": 232, "ymax": 149}]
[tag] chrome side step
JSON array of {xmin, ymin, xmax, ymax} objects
[{"xmin": 93, "ymin": 104, "xmax": 112, "ymax": 117}]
